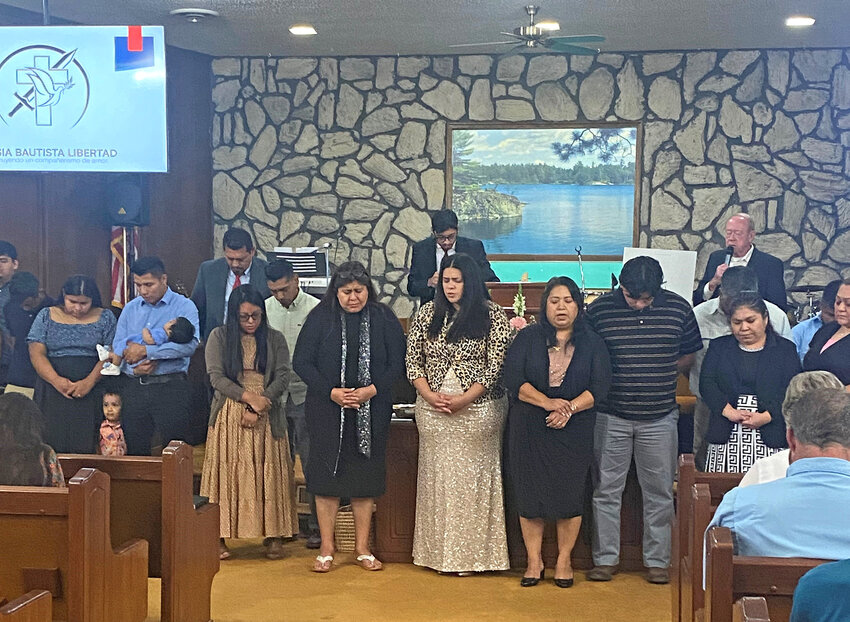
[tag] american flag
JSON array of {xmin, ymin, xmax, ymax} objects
[{"xmin": 110, "ymin": 226, "xmax": 139, "ymax": 307}]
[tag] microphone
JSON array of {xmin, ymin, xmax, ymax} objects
[
  {"xmin": 723, "ymin": 246, "xmax": 735, "ymax": 266},
  {"xmin": 332, "ymin": 224, "xmax": 347, "ymax": 266}
]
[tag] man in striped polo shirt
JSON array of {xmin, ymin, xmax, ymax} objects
[{"xmin": 586, "ymin": 256, "xmax": 702, "ymax": 584}]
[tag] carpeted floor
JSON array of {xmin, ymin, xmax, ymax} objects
[{"xmin": 145, "ymin": 538, "xmax": 670, "ymax": 621}]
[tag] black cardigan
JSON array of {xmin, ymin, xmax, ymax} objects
[
  {"xmin": 699, "ymin": 332, "xmax": 801, "ymax": 448},
  {"xmin": 803, "ymin": 322, "xmax": 850, "ymax": 385}
]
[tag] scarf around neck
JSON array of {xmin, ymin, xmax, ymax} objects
[{"xmin": 336, "ymin": 307, "xmax": 372, "ymax": 474}]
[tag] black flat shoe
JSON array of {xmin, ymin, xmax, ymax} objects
[
  {"xmin": 520, "ymin": 569, "xmax": 545, "ymax": 587},
  {"xmin": 554, "ymin": 577, "xmax": 574, "ymax": 588}
]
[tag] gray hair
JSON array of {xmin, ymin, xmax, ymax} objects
[
  {"xmin": 782, "ymin": 371, "xmax": 844, "ymax": 426},
  {"xmin": 785, "ymin": 387, "xmax": 850, "ymax": 449}
]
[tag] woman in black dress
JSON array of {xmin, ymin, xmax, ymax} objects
[
  {"xmin": 292, "ymin": 261, "xmax": 406, "ymax": 573},
  {"xmin": 504, "ymin": 276, "xmax": 611, "ymax": 588},
  {"xmin": 700, "ymin": 292, "xmax": 801, "ymax": 473},
  {"xmin": 804, "ymin": 279, "xmax": 850, "ymax": 387}
]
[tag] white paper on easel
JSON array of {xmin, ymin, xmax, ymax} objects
[{"xmin": 622, "ymin": 248, "xmax": 698, "ymax": 304}]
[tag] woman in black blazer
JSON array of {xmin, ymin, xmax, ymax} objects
[{"xmin": 700, "ymin": 292, "xmax": 801, "ymax": 473}]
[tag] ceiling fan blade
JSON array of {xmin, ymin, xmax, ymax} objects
[
  {"xmin": 547, "ymin": 34, "xmax": 606, "ymax": 44},
  {"xmin": 546, "ymin": 40, "xmax": 599, "ymax": 55},
  {"xmin": 498, "ymin": 43, "xmax": 528, "ymax": 58},
  {"xmin": 449, "ymin": 40, "xmax": 518, "ymax": 48},
  {"xmin": 499, "ymin": 31, "xmax": 528, "ymax": 41}
]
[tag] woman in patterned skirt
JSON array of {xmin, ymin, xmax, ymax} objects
[
  {"xmin": 700, "ymin": 292, "xmax": 801, "ymax": 473},
  {"xmin": 406, "ymin": 252, "xmax": 512, "ymax": 574},
  {"xmin": 201, "ymin": 285, "xmax": 298, "ymax": 560}
]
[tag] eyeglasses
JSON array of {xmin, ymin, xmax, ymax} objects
[
  {"xmin": 435, "ymin": 233, "xmax": 457, "ymax": 243},
  {"xmin": 239, "ymin": 312, "xmax": 262, "ymax": 322}
]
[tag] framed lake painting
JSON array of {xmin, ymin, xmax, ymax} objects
[{"xmin": 446, "ymin": 123, "xmax": 640, "ymax": 261}]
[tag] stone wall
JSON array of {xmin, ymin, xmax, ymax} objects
[{"xmin": 211, "ymin": 50, "xmax": 850, "ymax": 316}]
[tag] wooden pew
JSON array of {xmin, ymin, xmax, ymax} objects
[
  {"xmin": 0, "ymin": 468, "xmax": 148, "ymax": 622},
  {"xmin": 0, "ymin": 591, "xmax": 51, "ymax": 621},
  {"xmin": 705, "ymin": 526, "xmax": 829, "ymax": 622},
  {"xmin": 734, "ymin": 597, "xmax": 771, "ymax": 622},
  {"xmin": 59, "ymin": 441, "xmax": 220, "ymax": 622},
  {"xmin": 672, "ymin": 455, "xmax": 742, "ymax": 622}
]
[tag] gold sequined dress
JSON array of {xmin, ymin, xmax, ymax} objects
[
  {"xmin": 201, "ymin": 335, "xmax": 298, "ymax": 539},
  {"xmin": 406, "ymin": 301, "xmax": 512, "ymax": 572}
]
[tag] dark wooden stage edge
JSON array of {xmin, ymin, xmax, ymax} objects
[{"xmin": 374, "ymin": 419, "xmax": 645, "ymax": 571}]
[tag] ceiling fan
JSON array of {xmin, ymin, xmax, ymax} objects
[{"xmin": 450, "ymin": 4, "xmax": 604, "ymax": 55}]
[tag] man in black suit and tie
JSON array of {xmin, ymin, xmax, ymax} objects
[
  {"xmin": 407, "ymin": 210, "xmax": 498, "ymax": 304},
  {"xmin": 191, "ymin": 228, "xmax": 270, "ymax": 341},
  {"xmin": 693, "ymin": 213, "xmax": 787, "ymax": 311}
]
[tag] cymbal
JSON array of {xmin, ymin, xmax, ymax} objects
[{"xmin": 787, "ymin": 284, "xmax": 825, "ymax": 293}]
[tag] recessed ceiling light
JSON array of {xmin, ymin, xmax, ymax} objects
[
  {"xmin": 786, "ymin": 15, "xmax": 815, "ymax": 27},
  {"xmin": 289, "ymin": 24, "xmax": 317, "ymax": 36},
  {"xmin": 169, "ymin": 8, "xmax": 219, "ymax": 23},
  {"xmin": 537, "ymin": 20, "xmax": 560, "ymax": 31}
]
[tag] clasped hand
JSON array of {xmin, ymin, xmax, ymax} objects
[
  {"xmin": 545, "ymin": 398, "xmax": 575, "ymax": 429},
  {"xmin": 54, "ymin": 376, "xmax": 95, "ymax": 400},
  {"xmin": 331, "ymin": 386, "xmax": 377, "ymax": 410},
  {"xmin": 422, "ymin": 389, "xmax": 470, "ymax": 414},
  {"xmin": 722, "ymin": 405, "xmax": 770, "ymax": 428}
]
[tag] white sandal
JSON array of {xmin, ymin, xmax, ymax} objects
[
  {"xmin": 355, "ymin": 554, "xmax": 383, "ymax": 571},
  {"xmin": 312, "ymin": 555, "xmax": 334, "ymax": 573}
]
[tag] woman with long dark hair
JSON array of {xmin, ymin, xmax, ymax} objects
[
  {"xmin": 503, "ymin": 276, "xmax": 611, "ymax": 587},
  {"xmin": 27, "ymin": 275, "xmax": 116, "ymax": 453},
  {"xmin": 201, "ymin": 285, "xmax": 298, "ymax": 560},
  {"xmin": 406, "ymin": 252, "xmax": 513, "ymax": 574},
  {"xmin": 0, "ymin": 392, "xmax": 64, "ymax": 487},
  {"xmin": 700, "ymin": 292, "xmax": 801, "ymax": 473},
  {"xmin": 292, "ymin": 261, "xmax": 406, "ymax": 573}
]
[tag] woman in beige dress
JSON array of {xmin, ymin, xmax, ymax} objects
[
  {"xmin": 201, "ymin": 285, "xmax": 298, "ymax": 560},
  {"xmin": 406, "ymin": 253, "xmax": 512, "ymax": 574}
]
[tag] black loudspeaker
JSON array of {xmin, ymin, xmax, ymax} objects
[{"xmin": 105, "ymin": 174, "xmax": 149, "ymax": 226}]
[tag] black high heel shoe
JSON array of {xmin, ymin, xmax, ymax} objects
[
  {"xmin": 554, "ymin": 577, "xmax": 574, "ymax": 588},
  {"xmin": 520, "ymin": 569, "xmax": 545, "ymax": 587}
]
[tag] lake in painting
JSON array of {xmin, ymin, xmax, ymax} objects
[{"xmin": 460, "ymin": 183, "xmax": 635, "ymax": 255}]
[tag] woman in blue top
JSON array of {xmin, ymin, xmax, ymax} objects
[{"xmin": 27, "ymin": 275, "xmax": 116, "ymax": 453}]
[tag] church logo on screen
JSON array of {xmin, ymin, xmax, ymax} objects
[{"xmin": 0, "ymin": 45, "xmax": 90, "ymax": 128}]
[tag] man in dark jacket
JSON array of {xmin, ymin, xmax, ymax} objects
[
  {"xmin": 406, "ymin": 210, "xmax": 498, "ymax": 304},
  {"xmin": 191, "ymin": 228, "xmax": 270, "ymax": 341},
  {"xmin": 693, "ymin": 213, "xmax": 787, "ymax": 310}
]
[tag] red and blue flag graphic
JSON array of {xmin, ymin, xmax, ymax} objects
[{"xmin": 114, "ymin": 26, "xmax": 154, "ymax": 71}]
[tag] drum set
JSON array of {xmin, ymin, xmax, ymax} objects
[{"xmin": 788, "ymin": 284, "xmax": 827, "ymax": 324}]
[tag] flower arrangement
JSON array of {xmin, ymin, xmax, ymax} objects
[{"xmin": 509, "ymin": 278, "xmax": 529, "ymax": 332}]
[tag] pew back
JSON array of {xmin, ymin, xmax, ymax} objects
[
  {"xmin": 733, "ymin": 597, "xmax": 770, "ymax": 622},
  {"xmin": 705, "ymin": 526, "xmax": 829, "ymax": 622},
  {"xmin": 58, "ymin": 442, "xmax": 219, "ymax": 622},
  {"xmin": 0, "ymin": 469, "xmax": 148, "ymax": 622},
  {"xmin": 673, "ymin": 455, "xmax": 742, "ymax": 622}
]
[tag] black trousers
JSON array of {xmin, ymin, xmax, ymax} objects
[{"xmin": 119, "ymin": 373, "xmax": 190, "ymax": 456}]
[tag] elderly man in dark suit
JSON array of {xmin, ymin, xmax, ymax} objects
[
  {"xmin": 407, "ymin": 210, "xmax": 498, "ymax": 304},
  {"xmin": 191, "ymin": 228, "xmax": 270, "ymax": 341},
  {"xmin": 693, "ymin": 213, "xmax": 787, "ymax": 310}
]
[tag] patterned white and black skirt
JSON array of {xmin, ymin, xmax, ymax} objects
[{"xmin": 705, "ymin": 424, "xmax": 780, "ymax": 473}]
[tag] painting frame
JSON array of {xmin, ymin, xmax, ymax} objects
[{"xmin": 445, "ymin": 121, "xmax": 643, "ymax": 261}]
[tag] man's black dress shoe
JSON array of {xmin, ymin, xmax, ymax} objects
[{"xmin": 520, "ymin": 569, "xmax": 544, "ymax": 587}]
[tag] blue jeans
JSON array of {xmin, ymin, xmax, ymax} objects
[{"xmin": 592, "ymin": 409, "xmax": 678, "ymax": 568}]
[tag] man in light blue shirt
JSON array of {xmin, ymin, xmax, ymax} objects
[
  {"xmin": 792, "ymin": 280, "xmax": 840, "ymax": 363},
  {"xmin": 708, "ymin": 387, "xmax": 850, "ymax": 560},
  {"xmin": 113, "ymin": 256, "xmax": 200, "ymax": 455}
]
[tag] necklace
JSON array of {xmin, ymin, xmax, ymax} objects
[{"xmin": 738, "ymin": 343, "xmax": 765, "ymax": 352}]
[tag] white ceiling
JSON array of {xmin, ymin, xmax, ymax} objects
[{"xmin": 1, "ymin": 0, "xmax": 848, "ymax": 57}]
